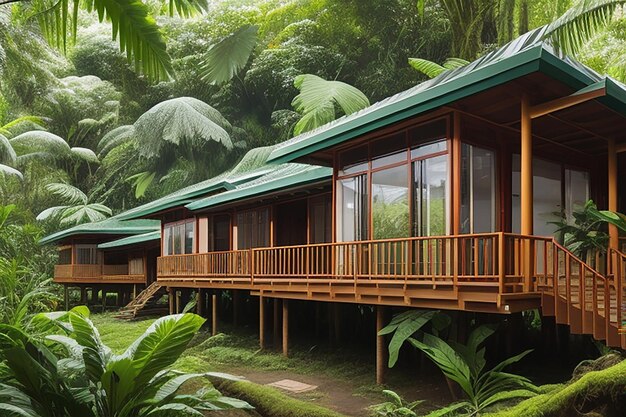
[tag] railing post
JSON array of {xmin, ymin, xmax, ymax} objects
[
  {"xmin": 453, "ymin": 237, "xmax": 459, "ymax": 292},
  {"xmin": 249, "ymin": 249, "xmax": 254, "ymax": 285},
  {"xmin": 498, "ymin": 233, "xmax": 505, "ymax": 294}
]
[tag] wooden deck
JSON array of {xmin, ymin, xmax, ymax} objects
[
  {"xmin": 157, "ymin": 232, "xmax": 626, "ymax": 349},
  {"xmin": 54, "ymin": 264, "xmax": 147, "ymax": 284}
]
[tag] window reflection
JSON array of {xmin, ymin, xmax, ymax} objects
[{"xmin": 372, "ymin": 165, "xmax": 409, "ymax": 239}]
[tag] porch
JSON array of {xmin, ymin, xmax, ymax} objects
[
  {"xmin": 157, "ymin": 232, "xmax": 625, "ymax": 347},
  {"xmin": 53, "ymin": 263, "xmax": 147, "ymax": 284}
]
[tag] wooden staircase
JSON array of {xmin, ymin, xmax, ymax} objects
[
  {"xmin": 117, "ymin": 281, "xmax": 167, "ymax": 320},
  {"xmin": 537, "ymin": 240, "xmax": 625, "ymax": 350}
]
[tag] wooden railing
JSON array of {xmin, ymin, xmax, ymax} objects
[
  {"xmin": 158, "ymin": 233, "xmax": 541, "ymax": 292},
  {"xmin": 609, "ymin": 249, "xmax": 626, "ymax": 335},
  {"xmin": 54, "ymin": 262, "xmax": 146, "ymax": 283},
  {"xmin": 157, "ymin": 250, "xmax": 251, "ymax": 279}
]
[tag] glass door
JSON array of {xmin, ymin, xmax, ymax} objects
[{"xmin": 413, "ymin": 154, "xmax": 449, "ymax": 237}]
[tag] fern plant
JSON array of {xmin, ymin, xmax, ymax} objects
[
  {"xmin": 368, "ymin": 390, "xmax": 423, "ymax": 417},
  {"xmin": 37, "ymin": 183, "xmax": 112, "ymax": 226}
]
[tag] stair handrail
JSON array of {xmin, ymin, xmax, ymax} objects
[{"xmin": 609, "ymin": 248, "xmax": 625, "ymax": 334}]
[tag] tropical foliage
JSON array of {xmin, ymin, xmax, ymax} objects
[
  {"xmin": 37, "ymin": 183, "xmax": 112, "ymax": 226},
  {"xmin": 368, "ymin": 389, "xmax": 423, "ymax": 417},
  {"xmin": 380, "ymin": 312, "xmax": 538, "ymax": 416},
  {"xmin": 552, "ymin": 200, "xmax": 609, "ymax": 259},
  {"xmin": 0, "ymin": 307, "xmax": 252, "ymax": 416}
]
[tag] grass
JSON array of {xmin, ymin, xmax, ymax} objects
[
  {"xmin": 216, "ymin": 380, "xmax": 347, "ymax": 417},
  {"xmin": 91, "ymin": 312, "xmax": 157, "ymax": 353},
  {"xmin": 484, "ymin": 359, "xmax": 626, "ymax": 417}
]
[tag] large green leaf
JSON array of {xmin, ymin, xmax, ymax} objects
[
  {"xmin": 542, "ymin": 0, "xmax": 626, "ymax": 55},
  {"xmin": 408, "ymin": 58, "xmax": 446, "ymax": 77},
  {"xmin": 292, "ymin": 74, "xmax": 370, "ymax": 135},
  {"xmin": 133, "ymin": 97, "xmax": 233, "ymax": 159},
  {"xmin": 123, "ymin": 313, "xmax": 205, "ymax": 387},
  {"xmin": 44, "ymin": 183, "xmax": 88, "ymax": 205},
  {"xmin": 70, "ymin": 147, "xmax": 99, "ymax": 164},
  {"xmin": 200, "ymin": 25, "xmax": 259, "ymax": 85},
  {"xmin": 97, "ymin": 125, "xmax": 135, "ymax": 157},
  {"xmin": 384, "ymin": 310, "xmax": 438, "ymax": 367},
  {"xmin": 409, "ymin": 335, "xmax": 474, "ymax": 398},
  {"xmin": 0, "ymin": 164, "xmax": 23, "ymax": 179},
  {"xmin": 34, "ymin": 0, "xmax": 175, "ymax": 81},
  {"xmin": 0, "ymin": 134, "xmax": 16, "ymax": 166},
  {"xmin": 9, "ymin": 131, "xmax": 70, "ymax": 158}
]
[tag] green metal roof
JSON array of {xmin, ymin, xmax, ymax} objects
[
  {"xmin": 97, "ymin": 231, "xmax": 160, "ymax": 249},
  {"xmin": 186, "ymin": 164, "xmax": 331, "ymax": 211},
  {"xmin": 268, "ymin": 27, "xmax": 615, "ymax": 164},
  {"xmin": 116, "ymin": 146, "xmax": 277, "ymax": 220},
  {"xmin": 39, "ymin": 217, "xmax": 160, "ymax": 245}
]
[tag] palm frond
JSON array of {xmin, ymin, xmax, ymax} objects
[
  {"xmin": 0, "ymin": 164, "xmax": 23, "ymax": 179},
  {"xmin": 34, "ymin": 0, "xmax": 173, "ymax": 81},
  {"xmin": 543, "ymin": 0, "xmax": 626, "ymax": 55},
  {"xmin": 200, "ymin": 25, "xmax": 259, "ymax": 85},
  {"xmin": 133, "ymin": 97, "xmax": 233, "ymax": 159},
  {"xmin": 97, "ymin": 125, "xmax": 135, "ymax": 157},
  {"xmin": 292, "ymin": 74, "xmax": 369, "ymax": 135},
  {"xmin": 44, "ymin": 183, "xmax": 88, "ymax": 205},
  {"xmin": 443, "ymin": 57, "xmax": 470, "ymax": 69},
  {"xmin": 168, "ymin": 0, "xmax": 208, "ymax": 18},
  {"xmin": 36, "ymin": 205, "xmax": 68, "ymax": 221},
  {"xmin": 70, "ymin": 147, "xmax": 99, "ymax": 164},
  {"xmin": 9, "ymin": 131, "xmax": 70, "ymax": 158},
  {"xmin": 0, "ymin": 134, "xmax": 16, "ymax": 166},
  {"xmin": 408, "ymin": 58, "xmax": 446, "ymax": 77}
]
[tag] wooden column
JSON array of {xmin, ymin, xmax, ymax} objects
[
  {"xmin": 211, "ymin": 292, "xmax": 218, "ymax": 336},
  {"xmin": 233, "ymin": 290, "xmax": 240, "ymax": 326},
  {"xmin": 91, "ymin": 288, "xmax": 98, "ymax": 305},
  {"xmin": 608, "ymin": 138, "xmax": 619, "ymax": 250},
  {"xmin": 64, "ymin": 285, "xmax": 69, "ymax": 311},
  {"xmin": 168, "ymin": 287, "xmax": 174, "ymax": 315},
  {"xmin": 376, "ymin": 306, "xmax": 387, "ymax": 385},
  {"xmin": 520, "ymin": 94, "xmax": 533, "ymax": 235},
  {"xmin": 102, "ymin": 290, "xmax": 107, "ymax": 311},
  {"xmin": 452, "ymin": 111, "xmax": 462, "ymax": 235},
  {"xmin": 520, "ymin": 95, "xmax": 534, "ymax": 292},
  {"xmin": 282, "ymin": 300, "xmax": 289, "ymax": 356},
  {"xmin": 259, "ymin": 295, "xmax": 266, "ymax": 349},
  {"xmin": 175, "ymin": 290, "xmax": 181, "ymax": 314},
  {"xmin": 273, "ymin": 299, "xmax": 280, "ymax": 348},
  {"xmin": 196, "ymin": 289, "xmax": 204, "ymax": 316},
  {"xmin": 80, "ymin": 287, "xmax": 87, "ymax": 305}
]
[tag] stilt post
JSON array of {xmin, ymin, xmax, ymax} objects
[
  {"xmin": 211, "ymin": 292, "xmax": 218, "ymax": 336},
  {"xmin": 376, "ymin": 306, "xmax": 387, "ymax": 385},
  {"xmin": 64, "ymin": 285, "xmax": 69, "ymax": 311},
  {"xmin": 168, "ymin": 287, "xmax": 174, "ymax": 315},
  {"xmin": 259, "ymin": 295, "xmax": 265, "ymax": 349},
  {"xmin": 282, "ymin": 299, "xmax": 289, "ymax": 356},
  {"xmin": 520, "ymin": 94, "xmax": 534, "ymax": 291}
]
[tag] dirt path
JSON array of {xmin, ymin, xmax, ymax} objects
[{"xmin": 217, "ymin": 366, "xmax": 450, "ymax": 417}]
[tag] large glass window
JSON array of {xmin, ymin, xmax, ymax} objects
[
  {"xmin": 413, "ymin": 154, "xmax": 449, "ymax": 236},
  {"xmin": 565, "ymin": 169, "xmax": 589, "ymax": 223},
  {"xmin": 512, "ymin": 156, "xmax": 569, "ymax": 236},
  {"xmin": 337, "ymin": 175, "xmax": 369, "ymax": 241},
  {"xmin": 209, "ymin": 214, "xmax": 231, "ymax": 251},
  {"xmin": 163, "ymin": 219, "xmax": 195, "ymax": 255},
  {"xmin": 460, "ymin": 144, "xmax": 496, "ymax": 233},
  {"xmin": 75, "ymin": 245, "xmax": 98, "ymax": 264},
  {"xmin": 310, "ymin": 196, "xmax": 332, "ymax": 244},
  {"xmin": 237, "ymin": 208, "xmax": 270, "ymax": 249},
  {"xmin": 372, "ymin": 164, "xmax": 409, "ymax": 239},
  {"xmin": 335, "ymin": 118, "xmax": 449, "ymax": 241}
]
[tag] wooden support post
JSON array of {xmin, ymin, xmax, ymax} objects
[
  {"xmin": 80, "ymin": 286, "xmax": 86, "ymax": 305},
  {"xmin": 282, "ymin": 300, "xmax": 289, "ymax": 356},
  {"xmin": 273, "ymin": 299, "xmax": 280, "ymax": 348},
  {"xmin": 102, "ymin": 290, "xmax": 107, "ymax": 312},
  {"xmin": 233, "ymin": 290, "xmax": 240, "ymax": 326},
  {"xmin": 91, "ymin": 288, "xmax": 98, "ymax": 305},
  {"xmin": 608, "ymin": 138, "xmax": 619, "ymax": 250},
  {"xmin": 376, "ymin": 306, "xmax": 387, "ymax": 385},
  {"xmin": 168, "ymin": 287, "xmax": 174, "ymax": 315},
  {"xmin": 520, "ymin": 94, "xmax": 534, "ymax": 292},
  {"xmin": 259, "ymin": 296, "xmax": 266, "ymax": 349},
  {"xmin": 117, "ymin": 289, "xmax": 123, "ymax": 307},
  {"xmin": 133, "ymin": 284, "xmax": 137, "ymax": 300},
  {"xmin": 197, "ymin": 289, "xmax": 204, "ymax": 316},
  {"xmin": 64, "ymin": 285, "xmax": 69, "ymax": 311},
  {"xmin": 175, "ymin": 290, "xmax": 181, "ymax": 314},
  {"xmin": 211, "ymin": 292, "xmax": 218, "ymax": 336}
]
